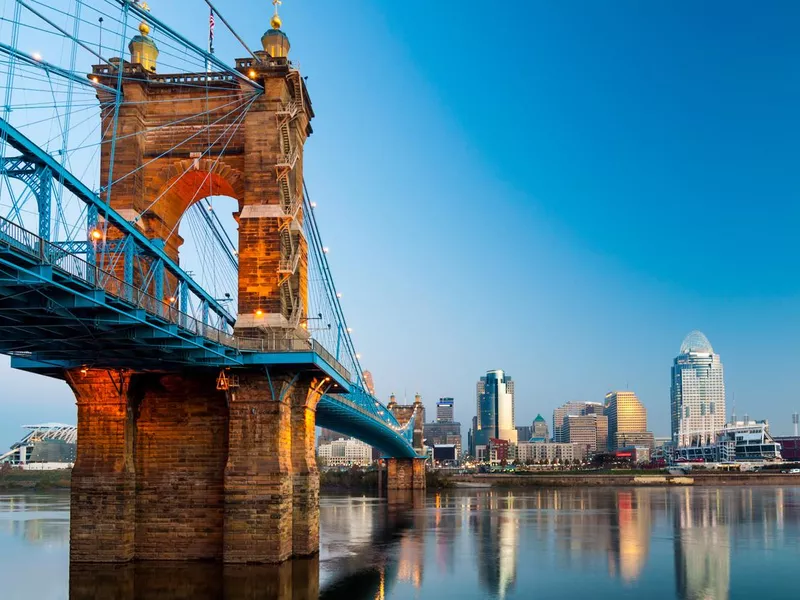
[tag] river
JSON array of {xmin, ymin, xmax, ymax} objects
[{"xmin": 1, "ymin": 486, "xmax": 799, "ymax": 599}]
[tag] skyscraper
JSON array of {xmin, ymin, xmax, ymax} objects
[
  {"xmin": 563, "ymin": 413, "xmax": 608, "ymax": 453},
  {"xmin": 671, "ymin": 331, "xmax": 726, "ymax": 447},
  {"xmin": 475, "ymin": 370, "xmax": 517, "ymax": 447},
  {"xmin": 437, "ymin": 398, "xmax": 455, "ymax": 422},
  {"xmin": 605, "ymin": 391, "xmax": 650, "ymax": 450},
  {"xmin": 553, "ymin": 401, "xmax": 600, "ymax": 442}
]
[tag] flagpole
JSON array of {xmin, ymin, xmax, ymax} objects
[{"xmin": 207, "ymin": 7, "xmax": 214, "ymax": 73}]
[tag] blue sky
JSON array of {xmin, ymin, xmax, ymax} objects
[{"xmin": 3, "ymin": 0, "xmax": 800, "ymax": 445}]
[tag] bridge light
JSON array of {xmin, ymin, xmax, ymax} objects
[
  {"xmin": 89, "ymin": 228, "xmax": 103, "ymax": 241},
  {"xmin": 324, "ymin": 377, "xmax": 330, "ymax": 382},
  {"xmin": 322, "ymin": 247, "xmax": 329, "ymax": 253},
  {"xmin": 356, "ymin": 353, "xmax": 361, "ymax": 359},
  {"xmin": 347, "ymin": 327, "xmax": 352, "ymax": 333},
  {"xmin": 336, "ymin": 292, "xmax": 342, "ymax": 298},
  {"xmin": 248, "ymin": 69, "xmax": 256, "ymax": 79},
  {"xmin": 90, "ymin": 76, "xmax": 99, "ymax": 83},
  {"xmin": 168, "ymin": 296, "xmax": 176, "ymax": 304},
  {"xmin": 310, "ymin": 202, "xmax": 317, "ymax": 208},
  {"xmin": 255, "ymin": 308, "xmax": 264, "ymax": 316},
  {"xmin": 80, "ymin": 366, "xmax": 88, "ymax": 376},
  {"xmin": 32, "ymin": 52, "xmax": 42, "ymax": 61}
]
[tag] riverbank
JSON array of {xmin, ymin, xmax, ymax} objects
[
  {"xmin": 450, "ymin": 472, "xmax": 800, "ymax": 487},
  {"xmin": 0, "ymin": 468, "xmax": 71, "ymax": 490},
  {"xmin": 5, "ymin": 467, "xmax": 799, "ymax": 492}
]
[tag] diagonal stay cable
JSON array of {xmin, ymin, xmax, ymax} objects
[{"xmin": 139, "ymin": 94, "xmax": 257, "ymax": 227}]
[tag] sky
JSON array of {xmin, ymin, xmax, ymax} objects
[{"xmin": 4, "ymin": 0, "xmax": 800, "ymax": 445}]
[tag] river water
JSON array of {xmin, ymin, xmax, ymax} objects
[{"xmin": 1, "ymin": 486, "xmax": 799, "ymax": 599}]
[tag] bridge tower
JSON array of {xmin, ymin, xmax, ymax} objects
[
  {"xmin": 69, "ymin": 4, "xmax": 324, "ymax": 565},
  {"xmin": 386, "ymin": 394, "xmax": 427, "ymax": 490}
]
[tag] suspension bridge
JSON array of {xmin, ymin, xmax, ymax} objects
[{"xmin": 0, "ymin": 0, "xmax": 425, "ymax": 564}]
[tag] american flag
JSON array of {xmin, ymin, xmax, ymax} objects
[{"xmin": 209, "ymin": 10, "xmax": 215, "ymax": 42}]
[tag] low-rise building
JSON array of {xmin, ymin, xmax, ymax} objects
[
  {"xmin": 614, "ymin": 431, "xmax": 655, "ymax": 450},
  {"xmin": 516, "ymin": 441, "xmax": 586, "ymax": 464},
  {"xmin": 489, "ymin": 438, "xmax": 511, "ymax": 465},
  {"xmin": 317, "ymin": 437, "xmax": 373, "ymax": 467}
]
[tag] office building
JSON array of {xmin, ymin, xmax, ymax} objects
[
  {"xmin": 515, "ymin": 425, "xmax": 532, "ymax": 442},
  {"xmin": 564, "ymin": 413, "xmax": 608, "ymax": 453},
  {"xmin": 532, "ymin": 414, "xmax": 549, "ymax": 440},
  {"xmin": 424, "ymin": 421, "xmax": 462, "ymax": 458},
  {"xmin": 605, "ymin": 391, "xmax": 652, "ymax": 450},
  {"xmin": 475, "ymin": 370, "xmax": 517, "ymax": 447},
  {"xmin": 437, "ymin": 398, "xmax": 455, "ymax": 422},
  {"xmin": 317, "ymin": 427, "xmax": 347, "ymax": 446},
  {"xmin": 553, "ymin": 401, "xmax": 599, "ymax": 442},
  {"xmin": 468, "ymin": 416, "xmax": 477, "ymax": 456},
  {"xmin": 317, "ymin": 437, "xmax": 373, "ymax": 467},
  {"xmin": 671, "ymin": 331, "xmax": 726, "ymax": 447}
]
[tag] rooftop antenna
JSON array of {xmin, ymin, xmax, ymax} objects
[
  {"xmin": 731, "ymin": 391, "xmax": 736, "ymax": 424},
  {"xmin": 793, "ymin": 412, "xmax": 799, "ymax": 437}
]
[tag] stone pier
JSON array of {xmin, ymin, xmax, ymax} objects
[
  {"xmin": 68, "ymin": 368, "xmax": 323, "ymax": 564},
  {"xmin": 386, "ymin": 458, "xmax": 427, "ymax": 490}
]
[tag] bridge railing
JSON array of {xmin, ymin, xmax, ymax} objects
[
  {"xmin": 0, "ymin": 216, "xmax": 234, "ymax": 344},
  {"xmin": 235, "ymin": 335, "xmax": 351, "ymax": 383},
  {"xmin": 0, "ymin": 216, "xmax": 351, "ymax": 378}
]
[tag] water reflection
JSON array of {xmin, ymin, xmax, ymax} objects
[{"xmin": 4, "ymin": 487, "xmax": 800, "ymax": 598}]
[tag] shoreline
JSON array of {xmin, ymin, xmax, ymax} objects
[
  {"xmin": 4, "ymin": 468, "xmax": 800, "ymax": 492},
  {"xmin": 449, "ymin": 472, "xmax": 800, "ymax": 488}
]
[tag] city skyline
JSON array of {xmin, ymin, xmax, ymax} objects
[{"xmin": 7, "ymin": 1, "xmax": 800, "ymax": 444}]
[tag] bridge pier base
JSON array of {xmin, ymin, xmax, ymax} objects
[
  {"xmin": 224, "ymin": 372, "xmax": 294, "ymax": 564},
  {"xmin": 290, "ymin": 392, "xmax": 320, "ymax": 557},
  {"xmin": 69, "ymin": 368, "xmax": 323, "ymax": 564},
  {"xmin": 386, "ymin": 458, "xmax": 426, "ymax": 491},
  {"xmin": 68, "ymin": 370, "xmax": 135, "ymax": 563}
]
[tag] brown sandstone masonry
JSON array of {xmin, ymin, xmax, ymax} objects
[
  {"xmin": 68, "ymin": 369, "xmax": 136, "ymax": 563},
  {"xmin": 223, "ymin": 371, "xmax": 295, "ymax": 563}
]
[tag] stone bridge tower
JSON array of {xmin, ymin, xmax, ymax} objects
[
  {"xmin": 92, "ymin": 4, "xmax": 311, "ymax": 334},
  {"xmin": 70, "ymin": 6, "xmax": 326, "ymax": 565}
]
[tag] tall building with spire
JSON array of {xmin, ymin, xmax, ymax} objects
[{"xmin": 671, "ymin": 331, "xmax": 726, "ymax": 447}]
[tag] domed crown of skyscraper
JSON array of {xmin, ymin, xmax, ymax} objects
[
  {"xmin": 680, "ymin": 330, "xmax": 713, "ymax": 354},
  {"xmin": 261, "ymin": 0, "xmax": 290, "ymax": 58}
]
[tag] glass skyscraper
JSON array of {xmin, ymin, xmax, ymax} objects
[
  {"xmin": 605, "ymin": 391, "xmax": 650, "ymax": 450},
  {"xmin": 671, "ymin": 331, "xmax": 726, "ymax": 447},
  {"xmin": 475, "ymin": 370, "xmax": 517, "ymax": 447}
]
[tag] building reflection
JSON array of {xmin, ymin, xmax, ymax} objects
[
  {"xmin": 608, "ymin": 490, "xmax": 651, "ymax": 583},
  {"xmin": 673, "ymin": 488, "xmax": 730, "ymax": 600},
  {"xmin": 470, "ymin": 491, "xmax": 519, "ymax": 598},
  {"xmin": 0, "ymin": 493, "xmax": 69, "ymax": 546}
]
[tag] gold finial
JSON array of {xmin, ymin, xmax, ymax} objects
[
  {"xmin": 138, "ymin": 2, "xmax": 151, "ymax": 36},
  {"xmin": 271, "ymin": 0, "xmax": 282, "ymax": 29}
]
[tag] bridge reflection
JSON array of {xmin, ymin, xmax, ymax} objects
[{"xmin": 68, "ymin": 491, "xmax": 425, "ymax": 600}]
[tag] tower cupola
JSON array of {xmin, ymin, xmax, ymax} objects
[
  {"xmin": 261, "ymin": 0, "xmax": 290, "ymax": 58},
  {"xmin": 129, "ymin": 2, "xmax": 159, "ymax": 72}
]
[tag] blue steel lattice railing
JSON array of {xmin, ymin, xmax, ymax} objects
[{"xmin": 0, "ymin": 213, "xmax": 351, "ymax": 384}]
